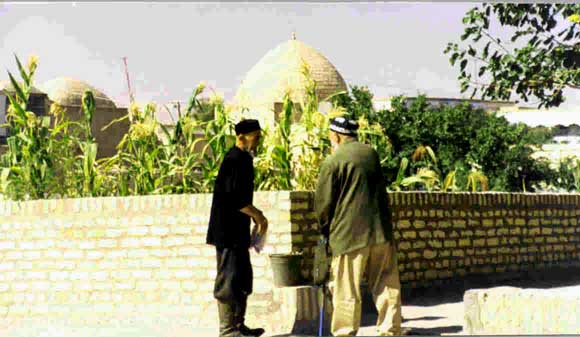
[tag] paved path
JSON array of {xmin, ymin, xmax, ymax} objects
[{"xmin": 2, "ymin": 269, "xmax": 579, "ymax": 337}]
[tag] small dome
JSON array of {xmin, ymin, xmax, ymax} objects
[
  {"xmin": 235, "ymin": 35, "xmax": 347, "ymax": 114},
  {"xmin": 40, "ymin": 77, "xmax": 116, "ymax": 109}
]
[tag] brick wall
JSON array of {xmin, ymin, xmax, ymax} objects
[
  {"xmin": 0, "ymin": 193, "xmax": 295, "ymax": 332},
  {"xmin": 290, "ymin": 192, "xmax": 580, "ymax": 288},
  {"xmin": 0, "ymin": 191, "xmax": 578, "ymax": 333}
]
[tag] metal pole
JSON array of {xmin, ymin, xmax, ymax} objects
[
  {"xmin": 318, "ymin": 283, "xmax": 326, "ymax": 336},
  {"xmin": 122, "ymin": 57, "xmax": 135, "ymax": 105}
]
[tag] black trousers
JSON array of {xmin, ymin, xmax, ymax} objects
[{"xmin": 214, "ymin": 247, "xmax": 253, "ymax": 304}]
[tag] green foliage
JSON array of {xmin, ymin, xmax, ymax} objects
[
  {"xmin": 1, "ymin": 55, "xmax": 63, "ymax": 199},
  {"xmin": 330, "ymin": 86, "xmax": 393, "ymax": 179},
  {"xmin": 330, "ymin": 85, "xmax": 375, "ymax": 121},
  {"xmin": 78, "ymin": 90, "xmax": 101, "ymax": 197},
  {"xmin": 391, "ymin": 97, "xmax": 557, "ymax": 191},
  {"xmin": 0, "ymin": 55, "xmax": 112, "ymax": 200},
  {"xmin": 330, "ymin": 86, "xmax": 557, "ymax": 192},
  {"xmin": 101, "ymin": 82, "xmax": 235, "ymax": 196},
  {"xmin": 255, "ymin": 92, "xmax": 293, "ymax": 191},
  {"xmin": 255, "ymin": 60, "xmax": 333, "ymax": 191},
  {"xmin": 543, "ymin": 157, "xmax": 580, "ymax": 192},
  {"xmin": 0, "ymin": 54, "xmax": 573, "ymax": 200},
  {"xmin": 193, "ymin": 95, "xmax": 236, "ymax": 193},
  {"xmin": 445, "ymin": 3, "xmax": 580, "ymax": 108}
]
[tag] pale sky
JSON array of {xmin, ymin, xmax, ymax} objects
[{"xmin": 2, "ymin": 1, "xmax": 579, "ymax": 118}]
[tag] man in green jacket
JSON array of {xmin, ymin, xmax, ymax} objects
[{"xmin": 314, "ymin": 116, "xmax": 402, "ymax": 336}]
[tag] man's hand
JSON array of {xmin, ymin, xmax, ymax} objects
[
  {"xmin": 253, "ymin": 211, "xmax": 269, "ymax": 236},
  {"xmin": 240, "ymin": 204, "xmax": 269, "ymax": 235}
]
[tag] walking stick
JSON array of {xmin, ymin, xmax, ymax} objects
[
  {"xmin": 318, "ymin": 282, "xmax": 326, "ymax": 336},
  {"xmin": 314, "ymin": 236, "xmax": 330, "ymax": 336}
]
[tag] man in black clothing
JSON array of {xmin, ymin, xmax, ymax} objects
[{"xmin": 206, "ymin": 119, "xmax": 269, "ymax": 337}]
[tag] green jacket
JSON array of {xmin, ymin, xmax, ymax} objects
[{"xmin": 314, "ymin": 139, "xmax": 393, "ymax": 256}]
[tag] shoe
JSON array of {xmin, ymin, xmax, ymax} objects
[
  {"xmin": 235, "ymin": 296, "xmax": 265, "ymax": 337},
  {"xmin": 218, "ymin": 301, "xmax": 243, "ymax": 337},
  {"xmin": 239, "ymin": 324, "xmax": 265, "ymax": 337}
]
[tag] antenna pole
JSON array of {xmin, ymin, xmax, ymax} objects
[{"xmin": 122, "ymin": 57, "xmax": 135, "ymax": 105}]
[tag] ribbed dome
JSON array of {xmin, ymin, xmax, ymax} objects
[
  {"xmin": 234, "ymin": 34, "xmax": 347, "ymax": 114},
  {"xmin": 40, "ymin": 77, "xmax": 116, "ymax": 109}
]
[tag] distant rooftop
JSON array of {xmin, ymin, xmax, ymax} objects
[{"xmin": 0, "ymin": 80, "xmax": 46, "ymax": 95}]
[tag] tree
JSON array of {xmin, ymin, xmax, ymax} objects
[
  {"xmin": 445, "ymin": 4, "xmax": 580, "ymax": 108},
  {"xmin": 383, "ymin": 96, "xmax": 555, "ymax": 192},
  {"xmin": 330, "ymin": 85, "xmax": 376, "ymax": 121}
]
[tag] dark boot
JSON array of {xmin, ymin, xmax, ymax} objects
[
  {"xmin": 235, "ymin": 296, "xmax": 265, "ymax": 337},
  {"xmin": 218, "ymin": 301, "xmax": 243, "ymax": 337}
]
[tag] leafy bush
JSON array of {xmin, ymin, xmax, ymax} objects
[{"xmin": 332, "ymin": 87, "xmax": 557, "ymax": 192}]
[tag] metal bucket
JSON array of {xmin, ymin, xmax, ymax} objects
[{"xmin": 269, "ymin": 253, "xmax": 306, "ymax": 287}]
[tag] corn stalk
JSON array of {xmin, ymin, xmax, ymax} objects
[
  {"xmin": 0, "ymin": 55, "xmax": 58, "ymax": 199},
  {"xmin": 401, "ymin": 167, "xmax": 441, "ymax": 191},
  {"xmin": 194, "ymin": 98, "xmax": 236, "ymax": 193},
  {"xmin": 102, "ymin": 102, "xmax": 168, "ymax": 195},
  {"xmin": 293, "ymin": 61, "xmax": 331, "ymax": 190},
  {"xmin": 467, "ymin": 167, "xmax": 489, "ymax": 192},
  {"xmin": 255, "ymin": 91, "xmax": 293, "ymax": 190}
]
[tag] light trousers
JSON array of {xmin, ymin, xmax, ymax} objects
[{"xmin": 329, "ymin": 242, "xmax": 402, "ymax": 336}]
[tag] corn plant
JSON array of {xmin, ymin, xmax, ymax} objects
[
  {"xmin": 0, "ymin": 54, "xmax": 58, "ymax": 199},
  {"xmin": 255, "ymin": 91, "xmax": 293, "ymax": 190},
  {"xmin": 102, "ymin": 102, "xmax": 168, "ymax": 195},
  {"xmin": 155, "ymin": 84, "xmax": 207, "ymax": 194},
  {"xmin": 467, "ymin": 167, "xmax": 489, "ymax": 192},
  {"xmin": 75, "ymin": 90, "xmax": 99, "ymax": 197},
  {"xmin": 292, "ymin": 61, "xmax": 330, "ymax": 190},
  {"xmin": 47, "ymin": 103, "xmax": 88, "ymax": 197},
  {"xmin": 442, "ymin": 170, "xmax": 459, "ymax": 192},
  {"xmin": 192, "ymin": 91, "xmax": 236, "ymax": 193},
  {"xmin": 400, "ymin": 167, "xmax": 441, "ymax": 191},
  {"xmin": 390, "ymin": 157, "xmax": 409, "ymax": 191},
  {"xmin": 357, "ymin": 114, "xmax": 393, "ymax": 166}
]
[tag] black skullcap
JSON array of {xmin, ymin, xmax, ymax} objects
[
  {"xmin": 235, "ymin": 119, "xmax": 261, "ymax": 135},
  {"xmin": 329, "ymin": 116, "xmax": 359, "ymax": 136}
]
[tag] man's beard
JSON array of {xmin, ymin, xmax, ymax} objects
[
  {"xmin": 331, "ymin": 141, "xmax": 339, "ymax": 153},
  {"xmin": 244, "ymin": 145, "xmax": 257, "ymax": 157}
]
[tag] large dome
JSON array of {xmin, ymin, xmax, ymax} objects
[
  {"xmin": 40, "ymin": 77, "xmax": 116, "ymax": 109},
  {"xmin": 234, "ymin": 34, "xmax": 347, "ymax": 121}
]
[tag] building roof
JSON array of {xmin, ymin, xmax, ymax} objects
[
  {"xmin": 371, "ymin": 96, "xmax": 517, "ymax": 112},
  {"xmin": 500, "ymin": 108, "xmax": 580, "ymax": 127},
  {"xmin": 39, "ymin": 77, "xmax": 116, "ymax": 109},
  {"xmin": 402, "ymin": 96, "xmax": 515, "ymax": 106},
  {"xmin": 0, "ymin": 80, "xmax": 46, "ymax": 95},
  {"xmin": 234, "ymin": 33, "xmax": 347, "ymax": 110}
]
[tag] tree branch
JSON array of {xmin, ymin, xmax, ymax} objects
[
  {"xmin": 468, "ymin": 79, "xmax": 491, "ymax": 87},
  {"xmin": 539, "ymin": 29, "xmax": 577, "ymax": 49},
  {"xmin": 469, "ymin": 54, "xmax": 491, "ymax": 65},
  {"xmin": 482, "ymin": 29, "xmax": 513, "ymax": 56}
]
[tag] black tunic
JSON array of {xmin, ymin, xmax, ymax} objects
[{"xmin": 206, "ymin": 146, "xmax": 254, "ymax": 249}]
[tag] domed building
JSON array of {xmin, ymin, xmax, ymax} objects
[
  {"xmin": 40, "ymin": 77, "xmax": 129, "ymax": 158},
  {"xmin": 234, "ymin": 33, "xmax": 348, "ymax": 127},
  {"xmin": 41, "ymin": 77, "xmax": 117, "ymax": 109}
]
